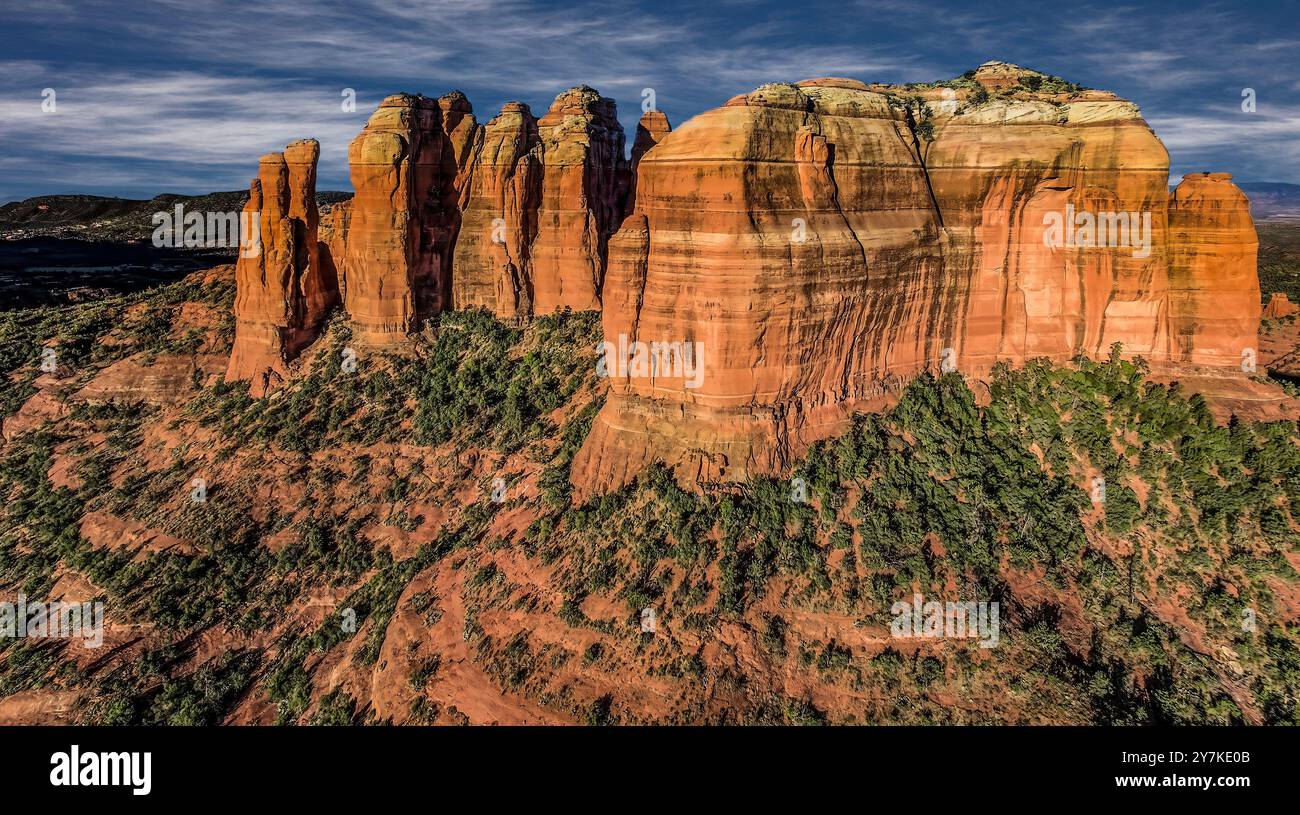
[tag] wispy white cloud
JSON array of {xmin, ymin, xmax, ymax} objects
[
  {"xmin": 0, "ymin": 67, "xmax": 367, "ymax": 194},
  {"xmin": 0, "ymin": 0, "xmax": 1297, "ymax": 199}
]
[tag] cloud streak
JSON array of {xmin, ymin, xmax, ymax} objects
[{"xmin": 0, "ymin": 0, "xmax": 1297, "ymax": 201}]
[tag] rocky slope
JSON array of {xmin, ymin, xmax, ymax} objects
[{"xmin": 1, "ymin": 270, "xmax": 1297, "ymax": 725}]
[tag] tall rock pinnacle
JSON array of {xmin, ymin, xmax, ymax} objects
[
  {"xmin": 451, "ymin": 87, "xmax": 628, "ymax": 318},
  {"xmin": 341, "ymin": 93, "xmax": 477, "ymax": 344},
  {"xmin": 226, "ymin": 139, "xmax": 338, "ymax": 395}
]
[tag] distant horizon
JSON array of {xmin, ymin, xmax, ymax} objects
[
  {"xmin": 9, "ymin": 179, "xmax": 1300, "ymax": 208},
  {"xmin": 1, "ymin": 0, "xmax": 1297, "ymax": 202}
]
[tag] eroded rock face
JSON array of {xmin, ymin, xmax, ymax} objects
[
  {"xmin": 226, "ymin": 139, "xmax": 339, "ymax": 395},
  {"xmin": 531, "ymin": 86, "xmax": 627, "ymax": 314},
  {"xmin": 921, "ymin": 79, "xmax": 1173, "ymax": 373},
  {"xmin": 342, "ymin": 93, "xmax": 477, "ymax": 344},
  {"xmin": 222, "ymin": 68, "xmax": 1262, "ymax": 493},
  {"xmin": 451, "ymin": 87, "xmax": 628, "ymax": 317},
  {"xmin": 318, "ymin": 199, "xmax": 350, "ymax": 304},
  {"xmin": 574, "ymin": 79, "xmax": 950, "ymax": 488},
  {"xmin": 623, "ymin": 110, "xmax": 671, "ymax": 218},
  {"xmin": 574, "ymin": 68, "xmax": 1263, "ymax": 494},
  {"xmin": 1168, "ymin": 173, "xmax": 1260, "ymax": 367},
  {"xmin": 451, "ymin": 102, "xmax": 541, "ymax": 319},
  {"xmin": 231, "ymin": 86, "xmax": 629, "ymax": 367}
]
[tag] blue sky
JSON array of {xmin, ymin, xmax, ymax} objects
[{"xmin": 1, "ymin": 0, "xmax": 1297, "ymax": 202}]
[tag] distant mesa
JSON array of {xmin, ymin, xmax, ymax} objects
[{"xmin": 1264, "ymin": 292, "xmax": 1299, "ymax": 320}]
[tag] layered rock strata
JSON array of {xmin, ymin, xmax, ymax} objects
[
  {"xmin": 574, "ymin": 78, "xmax": 951, "ymax": 488},
  {"xmin": 920, "ymin": 73, "xmax": 1173, "ymax": 372},
  {"xmin": 222, "ymin": 66, "xmax": 1263, "ymax": 494},
  {"xmin": 450, "ymin": 102, "xmax": 541, "ymax": 319},
  {"xmin": 340, "ymin": 93, "xmax": 477, "ymax": 344},
  {"xmin": 1167, "ymin": 173, "xmax": 1260, "ymax": 367},
  {"xmin": 573, "ymin": 65, "xmax": 1263, "ymax": 491}
]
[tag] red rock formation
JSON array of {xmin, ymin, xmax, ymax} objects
[
  {"xmin": 624, "ymin": 110, "xmax": 671, "ymax": 208},
  {"xmin": 318, "ymin": 199, "xmax": 349, "ymax": 303},
  {"xmin": 1264, "ymin": 292, "xmax": 1299, "ymax": 320},
  {"xmin": 574, "ymin": 79, "xmax": 949, "ymax": 488},
  {"xmin": 451, "ymin": 87, "xmax": 628, "ymax": 317},
  {"xmin": 341, "ymin": 93, "xmax": 476, "ymax": 344},
  {"xmin": 226, "ymin": 139, "xmax": 338, "ymax": 395},
  {"xmin": 221, "ymin": 69, "xmax": 1262, "ymax": 491},
  {"xmin": 231, "ymin": 86, "xmax": 628, "ymax": 366},
  {"xmin": 574, "ymin": 68, "xmax": 1263, "ymax": 494},
  {"xmin": 530, "ymin": 86, "xmax": 627, "ymax": 314},
  {"xmin": 921, "ymin": 74, "xmax": 1173, "ymax": 373},
  {"xmin": 631, "ymin": 110, "xmax": 671, "ymax": 167},
  {"xmin": 1167, "ymin": 173, "xmax": 1260, "ymax": 367},
  {"xmin": 451, "ymin": 102, "xmax": 541, "ymax": 319}
]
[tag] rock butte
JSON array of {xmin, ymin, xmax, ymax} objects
[
  {"xmin": 1264, "ymin": 292, "xmax": 1298, "ymax": 320},
  {"xmin": 225, "ymin": 62, "xmax": 1262, "ymax": 492}
]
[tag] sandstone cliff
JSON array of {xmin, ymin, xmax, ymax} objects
[
  {"xmin": 451, "ymin": 101, "xmax": 542, "ymax": 319},
  {"xmin": 530, "ymin": 86, "xmax": 627, "ymax": 314},
  {"xmin": 340, "ymin": 92, "xmax": 477, "ymax": 345},
  {"xmin": 922, "ymin": 74, "xmax": 1174, "ymax": 371},
  {"xmin": 573, "ymin": 64, "xmax": 1263, "ymax": 492},
  {"xmin": 231, "ymin": 85, "xmax": 630, "ymax": 384},
  {"xmin": 222, "ymin": 65, "xmax": 1262, "ymax": 491},
  {"xmin": 1167, "ymin": 172, "xmax": 1260, "ymax": 367},
  {"xmin": 575, "ymin": 78, "xmax": 949, "ymax": 488}
]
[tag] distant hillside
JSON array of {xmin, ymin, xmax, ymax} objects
[
  {"xmin": 1239, "ymin": 182, "xmax": 1300, "ymax": 221},
  {"xmin": 0, "ymin": 191, "xmax": 352, "ymax": 243}
]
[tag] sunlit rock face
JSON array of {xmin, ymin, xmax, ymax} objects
[
  {"xmin": 451, "ymin": 101, "xmax": 542, "ymax": 319},
  {"xmin": 573, "ymin": 66, "xmax": 1261, "ymax": 493},
  {"xmin": 530, "ymin": 86, "xmax": 628, "ymax": 314},
  {"xmin": 221, "ymin": 66, "xmax": 1262, "ymax": 491},
  {"xmin": 924, "ymin": 91, "xmax": 1173, "ymax": 373},
  {"xmin": 341, "ymin": 93, "xmax": 477, "ymax": 345},
  {"xmin": 451, "ymin": 87, "xmax": 628, "ymax": 319},
  {"xmin": 227, "ymin": 139, "xmax": 339, "ymax": 396},
  {"xmin": 624, "ymin": 109, "xmax": 672, "ymax": 207},
  {"xmin": 1167, "ymin": 173, "xmax": 1260, "ymax": 368},
  {"xmin": 573, "ymin": 78, "xmax": 953, "ymax": 490}
]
